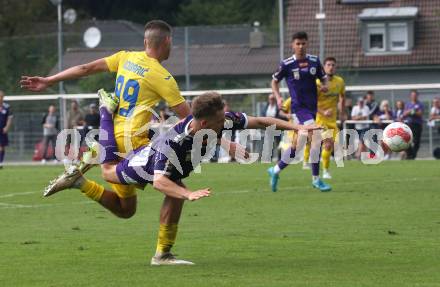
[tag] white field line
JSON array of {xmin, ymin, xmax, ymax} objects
[
  {"xmin": 0, "ymin": 200, "xmax": 94, "ymax": 209},
  {"xmin": 0, "ymin": 176, "xmax": 436, "ymax": 209},
  {"xmin": 0, "ymin": 191, "xmax": 40, "ymax": 199}
]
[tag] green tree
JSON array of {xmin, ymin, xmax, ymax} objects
[
  {"xmin": 0, "ymin": 0, "xmax": 55, "ymax": 37},
  {"xmin": 176, "ymin": 0, "xmax": 276, "ymax": 26}
]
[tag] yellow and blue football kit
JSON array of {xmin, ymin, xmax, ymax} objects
[
  {"xmin": 304, "ymin": 75, "xmax": 345, "ymax": 169},
  {"xmin": 279, "ymin": 98, "xmax": 295, "ymax": 151},
  {"xmin": 104, "ymin": 51, "xmax": 186, "ymax": 198},
  {"xmin": 316, "ymin": 75, "xmax": 345, "ymax": 140}
]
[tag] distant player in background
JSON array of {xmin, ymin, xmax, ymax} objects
[
  {"xmin": 0, "ymin": 91, "xmax": 13, "ymax": 169},
  {"xmin": 268, "ymin": 31, "xmax": 331, "ymax": 192},
  {"xmin": 303, "ymin": 57, "xmax": 345, "ymax": 179}
]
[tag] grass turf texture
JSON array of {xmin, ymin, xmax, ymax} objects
[{"xmin": 0, "ymin": 161, "xmax": 439, "ymax": 287}]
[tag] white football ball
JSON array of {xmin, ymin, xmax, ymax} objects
[{"xmin": 383, "ymin": 122, "xmax": 413, "ymax": 152}]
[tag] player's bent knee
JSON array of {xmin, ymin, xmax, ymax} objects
[
  {"xmin": 119, "ymin": 208, "xmax": 136, "ymax": 219},
  {"xmin": 324, "ymin": 139, "xmax": 334, "ymax": 151}
]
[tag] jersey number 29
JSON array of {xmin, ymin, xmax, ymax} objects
[{"xmin": 115, "ymin": 75, "xmax": 140, "ymax": 117}]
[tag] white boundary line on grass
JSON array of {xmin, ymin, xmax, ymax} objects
[
  {"xmin": 0, "ymin": 201, "xmax": 94, "ymax": 209},
  {"xmin": 0, "ymin": 176, "xmax": 436, "ymax": 209},
  {"xmin": 0, "ymin": 191, "xmax": 39, "ymax": 199}
]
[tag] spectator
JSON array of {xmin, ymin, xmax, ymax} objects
[
  {"xmin": 365, "ymin": 91, "xmax": 380, "ymax": 156},
  {"xmin": 344, "ymin": 97, "xmax": 353, "ymax": 121},
  {"xmin": 66, "ymin": 100, "xmax": 85, "ymax": 129},
  {"xmin": 263, "ymin": 94, "xmax": 280, "ymax": 118},
  {"xmin": 262, "ymin": 94, "xmax": 284, "ymax": 160},
  {"xmin": 377, "ymin": 100, "xmax": 394, "ymax": 123},
  {"xmin": 429, "ymin": 97, "xmax": 440, "ymax": 121},
  {"xmin": 365, "ymin": 90, "xmax": 379, "ymax": 120},
  {"xmin": 66, "ymin": 101, "xmax": 84, "ymax": 156},
  {"xmin": 428, "ymin": 97, "xmax": 440, "ymax": 134},
  {"xmin": 394, "ymin": 100, "xmax": 406, "ymax": 122},
  {"xmin": 351, "ymin": 97, "xmax": 370, "ymax": 159},
  {"xmin": 84, "ymin": 103, "xmax": 100, "ymax": 142},
  {"xmin": 41, "ymin": 104, "xmax": 59, "ymax": 163},
  {"xmin": 377, "ymin": 100, "xmax": 393, "ymax": 159},
  {"xmin": 84, "ymin": 103, "xmax": 100, "ymax": 130},
  {"xmin": 0, "ymin": 90, "xmax": 13, "ymax": 168},
  {"xmin": 343, "ymin": 97, "xmax": 354, "ymax": 158},
  {"xmin": 404, "ymin": 90, "xmax": 424, "ymax": 159}
]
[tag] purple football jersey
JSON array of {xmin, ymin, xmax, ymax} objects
[
  {"xmin": 0, "ymin": 103, "xmax": 12, "ymax": 130},
  {"xmin": 116, "ymin": 112, "xmax": 248, "ymax": 185},
  {"xmin": 404, "ymin": 101, "xmax": 424, "ymax": 125},
  {"xmin": 272, "ymin": 54, "xmax": 326, "ymax": 115}
]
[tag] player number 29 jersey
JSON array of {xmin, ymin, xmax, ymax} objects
[{"xmin": 105, "ymin": 51, "xmax": 185, "ymax": 152}]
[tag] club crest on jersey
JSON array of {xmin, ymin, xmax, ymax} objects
[
  {"xmin": 292, "ymin": 68, "xmax": 300, "ymax": 80},
  {"xmin": 310, "ymin": 67, "xmax": 316, "ymax": 75}
]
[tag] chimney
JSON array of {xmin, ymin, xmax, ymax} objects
[{"xmin": 249, "ymin": 21, "xmax": 264, "ymax": 48}]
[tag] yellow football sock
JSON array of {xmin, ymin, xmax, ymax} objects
[
  {"xmin": 322, "ymin": 148, "xmax": 332, "ymax": 170},
  {"xmin": 156, "ymin": 223, "xmax": 178, "ymax": 254},
  {"xmin": 303, "ymin": 142, "xmax": 311, "ymax": 163},
  {"xmin": 80, "ymin": 179, "xmax": 105, "ymax": 202}
]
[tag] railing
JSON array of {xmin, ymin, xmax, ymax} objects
[{"xmin": 3, "ymin": 84, "xmax": 440, "ymax": 161}]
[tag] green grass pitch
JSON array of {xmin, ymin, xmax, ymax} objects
[{"xmin": 0, "ymin": 161, "xmax": 439, "ymax": 286}]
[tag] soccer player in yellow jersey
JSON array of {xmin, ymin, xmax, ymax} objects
[
  {"xmin": 278, "ymin": 97, "xmax": 295, "ymax": 151},
  {"xmin": 304, "ymin": 57, "xmax": 345, "ymax": 179},
  {"xmin": 20, "ymin": 20, "xmax": 201, "ymax": 265}
]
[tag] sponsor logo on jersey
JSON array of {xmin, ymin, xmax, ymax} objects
[
  {"xmin": 310, "ymin": 67, "xmax": 316, "ymax": 75},
  {"xmin": 292, "ymin": 68, "xmax": 300, "ymax": 80}
]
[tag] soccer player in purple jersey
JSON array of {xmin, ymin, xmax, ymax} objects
[
  {"xmin": 44, "ymin": 91, "xmax": 318, "ymax": 265},
  {"xmin": 267, "ymin": 31, "xmax": 331, "ymax": 192},
  {"xmin": 0, "ymin": 91, "xmax": 13, "ymax": 169}
]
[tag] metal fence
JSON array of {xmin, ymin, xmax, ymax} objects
[{"xmin": 3, "ymin": 83, "xmax": 440, "ymax": 162}]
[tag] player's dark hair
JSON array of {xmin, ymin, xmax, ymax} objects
[
  {"xmin": 292, "ymin": 31, "xmax": 308, "ymax": 41},
  {"xmin": 366, "ymin": 90, "xmax": 374, "ymax": 96},
  {"xmin": 192, "ymin": 92, "xmax": 225, "ymax": 120},
  {"xmin": 411, "ymin": 89, "xmax": 418, "ymax": 95},
  {"xmin": 144, "ymin": 20, "xmax": 172, "ymax": 49},
  {"xmin": 324, "ymin": 57, "xmax": 336, "ymax": 64}
]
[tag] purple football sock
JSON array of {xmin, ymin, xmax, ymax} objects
[
  {"xmin": 310, "ymin": 146, "xmax": 322, "ymax": 177},
  {"xmin": 0, "ymin": 150, "xmax": 4, "ymax": 163},
  {"xmin": 277, "ymin": 147, "xmax": 296, "ymax": 171},
  {"xmin": 99, "ymin": 107, "xmax": 119, "ymax": 163}
]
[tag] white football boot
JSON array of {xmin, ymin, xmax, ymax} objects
[
  {"xmin": 322, "ymin": 169, "xmax": 332, "ymax": 179},
  {"xmin": 151, "ymin": 252, "xmax": 195, "ymax": 266},
  {"xmin": 44, "ymin": 164, "xmax": 83, "ymax": 197},
  {"xmin": 97, "ymin": 88, "xmax": 119, "ymax": 113}
]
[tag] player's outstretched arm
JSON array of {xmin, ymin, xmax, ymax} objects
[
  {"xmin": 20, "ymin": 58, "xmax": 109, "ymax": 92},
  {"xmin": 153, "ymin": 173, "xmax": 210, "ymax": 201},
  {"xmin": 246, "ymin": 116, "xmax": 320, "ymax": 131}
]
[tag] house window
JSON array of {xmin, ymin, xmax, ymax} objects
[
  {"xmin": 389, "ymin": 22, "xmax": 408, "ymax": 51},
  {"xmin": 359, "ymin": 7, "xmax": 417, "ymax": 54},
  {"xmin": 367, "ymin": 24, "xmax": 386, "ymax": 52}
]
